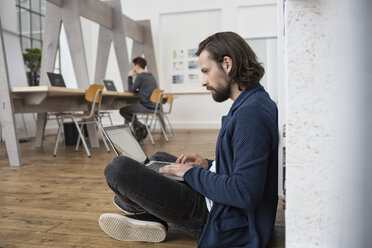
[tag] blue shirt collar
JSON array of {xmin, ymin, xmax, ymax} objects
[{"xmin": 230, "ymin": 82, "xmax": 263, "ymax": 113}]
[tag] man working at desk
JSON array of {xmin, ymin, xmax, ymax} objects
[
  {"xmin": 119, "ymin": 57, "xmax": 158, "ymax": 141},
  {"xmin": 100, "ymin": 32, "xmax": 279, "ymax": 248}
]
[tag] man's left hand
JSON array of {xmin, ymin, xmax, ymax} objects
[{"xmin": 159, "ymin": 163, "xmax": 192, "ymax": 178}]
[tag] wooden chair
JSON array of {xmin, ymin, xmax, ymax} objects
[
  {"xmin": 53, "ymin": 84, "xmax": 110, "ymax": 157},
  {"xmin": 131, "ymin": 89, "xmax": 168, "ymax": 145}
]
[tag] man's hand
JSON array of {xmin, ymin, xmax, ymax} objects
[
  {"xmin": 176, "ymin": 153, "xmax": 209, "ymax": 170},
  {"xmin": 128, "ymin": 68, "xmax": 136, "ymax": 76},
  {"xmin": 159, "ymin": 163, "xmax": 192, "ymax": 178}
]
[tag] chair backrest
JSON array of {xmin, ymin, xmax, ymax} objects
[
  {"xmin": 85, "ymin": 84, "xmax": 104, "ymax": 103},
  {"xmin": 166, "ymin": 94, "xmax": 174, "ymax": 104},
  {"xmin": 163, "ymin": 94, "xmax": 174, "ymax": 114},
  {"xmin": 85, "ymin": 84, "xmax": 104, "ymax": 117},
  {"xmin": 150, "ymin": 89, "xmax": 164, "ymax": 104}
]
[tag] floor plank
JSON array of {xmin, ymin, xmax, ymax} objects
[{"xmin": 0, "ymin": 129, "xmax": 284, "ymax": 247}]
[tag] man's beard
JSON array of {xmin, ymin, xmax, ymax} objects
[{"xmin": 207, "ymin": 74, "xmax": 232, "ymax": 102}]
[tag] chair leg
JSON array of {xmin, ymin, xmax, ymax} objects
[
  {"xmin": 75, "ymin": 122, "xmax": 84, "ymax": 152},
  {"xmin": 96, "ymin": 118, "xmax": 110, "ymax": 152},
  {"xmin": 157, "ymin": 115, "xmax": 169, "ymax": 142},
  {"xmin": 145, "ymin": 121, "xmax": 155, "ymax": 145},
  {"xmin": 142, "ymin": 115, "xmax": 155, "ymax": 145},
  {"xmin": 160, "ymin": 113, "xmax": 171, "ymax": 136},
  {"xmin": 164, "ymin": 114, "xmax": 176, "ymax": 136},
  {"xmin": 56, "ymin": 117, "xmax": 64, "ymax": 142},
  {"xmin": 73, "ymin": 119, "xmax": 91, "ymax": 157},
  {"xmin": 150, "ymin": 115, "xmax": 157, "ymax": 132},
  {"xmin": 53, "ymin": 117, "xmax": 64, "ymax": 157}
]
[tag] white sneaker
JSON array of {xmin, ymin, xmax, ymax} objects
[{"xmin": 99, "ymin": 213, "xmax": 167, "ymax": 242}]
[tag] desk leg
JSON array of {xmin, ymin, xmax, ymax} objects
[
  {"xmin": 35, "ymin": 113, "xmax": 47, "ymax": 147},
  {"xmin": 86, "ymin": 119, "xmax": 99, "ymax": 148}
]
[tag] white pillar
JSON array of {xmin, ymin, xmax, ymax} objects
[{"xmin": 285, "ymin": 0, "xmax": 341, "ymax": 247}]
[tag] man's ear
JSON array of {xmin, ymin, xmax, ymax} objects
[{"xmin": 222, "ymin": 56, "xmax": 233, "ymax": 74}]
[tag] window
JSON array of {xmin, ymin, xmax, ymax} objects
[
  {"xmin": 245, "ymin": 37, "xmax": 278, "ymax": 103},
  {"xmin": 16, "ymin": 0, "xmax": 45, "ymax": 51},
  {"xmin": 16, "ymin": 0, "xmax": 60, "ymax": 73}
]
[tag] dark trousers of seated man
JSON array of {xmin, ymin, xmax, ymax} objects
[
  {"xmin": 119, "ymin": 104, "xmax": 153, "ymax": 140},
  {"xmin": 104, "ymin": 151, "xmax": 209, "ymax": 239}
]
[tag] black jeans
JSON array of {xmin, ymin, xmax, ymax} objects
[
  {"xmin": 104, "ymin": 151, "xmax": 209, "ymax": 239},
  {"xmin": 119, "ymin": 103, "xmax": 154, "ymax": 129}
]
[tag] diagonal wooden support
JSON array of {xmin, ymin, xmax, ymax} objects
[
  {"xmin": 138, "ymin": 20, "xmax": 159, "ymax": 84},
  {"xmin": 0, "ymin": 19, "xmax": 22, "ymax": 166},
  {"xmin": 94, "ymin": 26, "xmax": 112, "ymax": 85},
  {"xmin": 94, "ymin": 0, "xmax": 130, "ymax": 90},
  {"xmin": 131, "ymin": 40, "xmax": 144, "ymax": 60},
  {"xmin": 62, "ymin": 0, "xmax": 90, "ymax": 89},
  {"xmin": 40, "ymin": 1, "xmax": 62, "ymax": 86}
]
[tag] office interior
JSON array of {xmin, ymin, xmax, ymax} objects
[{"xmin": 1, "ymin": 0, "xmax": 372, "ymax": 247}]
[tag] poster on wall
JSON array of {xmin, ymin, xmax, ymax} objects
[
  {"xmin": 188, "ymin": 74, "xmax": 199, "ymax": 83},
  {"xmin": 173, "ymin": 61, "xmax": 184, "ymax": 71},
  {"xmin": 188, "ymin": 60, "xmax": 199, "ymax": 70},
  {"xmin": 188, "ymin": 48, "xmax": 198, "ymax": 58},
  {"xmin": 173, "ymin": 49, "xmax": 185, "ymax": 59},
  {"xmin": 171, "ymin": 47, "xmax": 201, "ymax": 84},
  {"xmin": 172, "ymin": 75, "xmax": 184, "ymax": 84}
]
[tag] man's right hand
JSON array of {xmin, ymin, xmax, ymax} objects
[
  {"xmin": 128, "ymin": 68, "xmax": 136, "ymax": 76},
  {"xmin": 176, "ymin": 153, "xmax": 209, "ymax": 170}
]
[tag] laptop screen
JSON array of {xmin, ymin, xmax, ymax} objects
[
  {"xmin": 47, "ymin": 72, "xmax": 66, "ymax": 87},
  {"xmin": 103, "ymin": 80, "xmax": 117, "ymax": 91},
  {"xmin": 103, "ymin": 125, "xmax": 147, "ymax": 164}
]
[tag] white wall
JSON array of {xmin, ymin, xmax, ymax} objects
[
  {"xmin": 64, "ymin": 0, "xmax": 278, "ymax": 129},
  {"xmin": 285, "ymin": 0, "xmax": 342, "ymax": 247}
]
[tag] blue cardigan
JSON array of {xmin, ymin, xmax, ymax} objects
[{"xmin": 184, "ymin": 83, "xmax": 279, "ymax": 248}]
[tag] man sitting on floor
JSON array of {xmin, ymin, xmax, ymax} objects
[{"xmin": 100, "ymin": 31, "xmax": 279, "ymax": 248}]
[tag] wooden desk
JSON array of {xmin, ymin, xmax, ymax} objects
[
  {"xmin": 5, "ymin": 86, "xmax": 139, "ymax": 166},
  {"xmin": 12, "ymin": 86, "xmax": 138, "ymax": 113}
]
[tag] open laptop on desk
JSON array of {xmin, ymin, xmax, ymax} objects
[
  {"xmin": 47, "ymin": 72, "xmax": 66, "ymax": 87},
  {"xmin": 102, "ymin": 125, "xmax": 183, "ymax": 181},
  {"xmin": 103, "ymin": 80, "xmax": 117, "ymax": 91}
]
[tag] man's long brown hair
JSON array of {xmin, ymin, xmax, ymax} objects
[{"xmin": 196, "ymin": 32, "xmax": 264, "ymax": 90}]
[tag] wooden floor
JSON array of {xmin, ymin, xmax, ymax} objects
[{"xmin": 0, "ymin": 130, "xmax": 284, "ymax": 248}]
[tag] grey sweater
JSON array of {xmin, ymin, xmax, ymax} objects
[{"xmin": 128, "ymin": 73, "xmax": 158, "ymax": 109}]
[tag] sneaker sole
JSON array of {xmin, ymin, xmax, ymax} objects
[{"xmin": 99, "ymin": 213, "xmax": 166, "ymax": 242}]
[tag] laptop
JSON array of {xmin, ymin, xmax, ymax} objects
[
  {"xmin": 47, "ymin": 72, "xmax": 66, "ymax": 87},
  {"xmin": 103, "ymin": 125, "xmax": 183, "ymax": 181},
  {"xmin": 103, "ymin": 80, "xmax": 117, "ymax": 91}
]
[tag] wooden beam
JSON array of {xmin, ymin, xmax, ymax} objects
[
  {"xmin": 78, "ymin": 0, "xmax": 112, "ymax": 29},
  {"xmin": 94, "ymin": 26, "xmax": 112, "ymax": 85},
  {"xmin": 48, "ymin": 0, "xmax": 144, "ymax": 42},
  {"xmin": 94, "ymin": 0, "xmax": 131, "ymax": 90},
  {"xmin": 47, "ymin": 0, "xmax": 64, "ymax": 7},
  {"xmin": 139, "ymin": 20, "xmax": 159, "ymax": 83},
  {"xmin": 122, "ymin": 15, "xmax": 145, "ymax": 43},
  {"xmin": 62, "ymin": 0, "xmax": 90, "ymax": 89},
  {"xmin": 0, "ymin": 19, "xmax": 22, "ymax": 166},
  {"xmin": 131, "ymin": 40, "xmax": 144, "ymax": 60},
  {"xmin": 40, "ymin": 1, "xmax": 62, "ymax": 86}
]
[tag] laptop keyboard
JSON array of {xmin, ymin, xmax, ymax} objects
[{"xmin": 147, "ymin": 161, "xmax": 168, "ymax": 171}]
